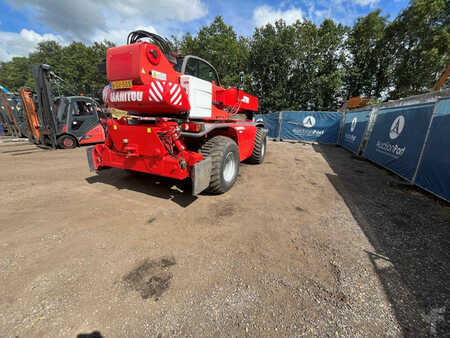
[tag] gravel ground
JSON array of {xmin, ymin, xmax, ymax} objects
[{"xmin": 0, "ymin": 136, "xmax": 448, "ymax": 337}]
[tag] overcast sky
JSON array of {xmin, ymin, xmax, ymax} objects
[{"xmin": 0, "ymin": 0, "xmax": 409, "ymax": 62}]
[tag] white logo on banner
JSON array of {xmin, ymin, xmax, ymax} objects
[
  {"xmin": 350, "ymin": 117, "xmax": 358, "ymax": 132},
  {"xmin": 389, "ymin": 115, "xmax": 405, "ymax": 140},
  {"xmin": 303, "ymin": 116, "xmax": 316, "ymax": 128}
]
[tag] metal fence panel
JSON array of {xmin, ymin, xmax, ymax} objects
[
  {"xmin": 363, "ymin": 103, "xmax": 435, "ymax": 181},
  {"xmin": 279, "ymin": 111, "xmax": 343, "ymax": 144},
  {"xmin": 339, "ymin": 110, "xmax": 370, "ymax": 153},
  {"xmin": 414, "ymin": 98, "xmax": 450, "ymax": 202},
  {"xmin": 254, "ymin": 112, "xmax": 280, "ymax": 139}
]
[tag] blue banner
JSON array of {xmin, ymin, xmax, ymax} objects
[
  {"xmin": 254, "ymin": 112, "xmax": 280, "ymax": 138},
  {"xmin": 363, "ymin": 103, "xmax": 434, "ymax": 181},
  {"xmin": 415, "ymin": 99, "xmax": 450, "ymax": 202},
  {"xmin": 340, "ymin": 110, "xmax": 370, "ymax": 153},
  {"xmin": 279, "ymin": 111, "xmax": 343, "ymax": 143},
  {"xmin": 0, "ymin": 85, "xmax": 10, "ymax": 94}
]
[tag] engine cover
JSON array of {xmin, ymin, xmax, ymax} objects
[{"xmin": 102, "ymin": 80, "xmax": 190, "ymax": 115}]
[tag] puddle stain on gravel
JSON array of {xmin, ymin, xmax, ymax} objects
[
  {"xmin": 215, "ymin": 201, "xmax": 235, "ymax": 218},
  {"xmin": 123, "ymin": 256, "xmax": 176, "ymax": 300}
]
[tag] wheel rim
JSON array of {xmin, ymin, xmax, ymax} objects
[
  {"xmin": 261, "ymin": 140, "xmax": 266, "ymax": 157},
  {"xmin": 64, "ymin": 138, "xmax": 73, "ymax": 147},
  {"xmin": 223, "ymin": 152, "xmax": 236, "ymax": 183}
]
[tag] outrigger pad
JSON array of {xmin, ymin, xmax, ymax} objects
[
  {"xmin": 192, "ymin": 157, "xmax": 212, "ymax": 196},
  {"xmin": 86, "ymin": 147, "xmax": 96, "ymax": 172}
]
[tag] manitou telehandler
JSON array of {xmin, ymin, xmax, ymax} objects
[{"xmin": 87, "ymin": 30, "xmax": 267, "ymax": 194}]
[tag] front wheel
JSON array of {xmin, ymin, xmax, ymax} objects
[
  {"xmin": 58, "ymin": 135, "xmax": 77, "ymax": 149},
  {"xmin": 200, "ymin": 136, "xmax": 240, "ymax": 194},
  {"xmin": 247, "ymin": 128, "xmax": 267, "ymax": 164}
]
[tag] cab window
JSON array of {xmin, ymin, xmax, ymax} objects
[
  {"xmin": 173, "ymin": 56, "xmax": 184, "ymax": 72},
  {"xmin": 56, "ymin": 98, "xmax": 69, "ymax": 122},
  {"xmin": 60, "ymin": 103, "xmax": 69, "ymax": 122},
  {"xmin": 198, "ymin": 60, "xmax": 218, "ymax": 84},
  {"xmin": 184, "ymin": 58, "xmax": 198, "ymax": 77},
  {"xmin": 72, "ymin": 100, "xmax": 96, "ymax": 117}
]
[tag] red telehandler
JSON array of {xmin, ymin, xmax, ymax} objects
[{"xmin": 87, "ymin": 30, "xmax": 267, "ymax": 194}]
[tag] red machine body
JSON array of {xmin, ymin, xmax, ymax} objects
[
  {"xmin": 103, "ymin": 41, "xmax": 258, "ymax": 118},
  {"xmin": 88, "ymin": 32, "xmax": 266, "ymax": 194}
]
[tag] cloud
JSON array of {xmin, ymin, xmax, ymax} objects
[
  {"xmin": 107, "ymin": 0, "xmax": 207, "ymax": 22},
  {"xmin": 0, "ymin": 29, "xmax": 65, "ymax": 61},
  {"xmin": 303, "ymin": 0, "xmax": 378, "ymax": 25},
  {"xmin": 253, "ymin": 5, "xmax": 304, "ymax": 27},
  {"xmin": 0, "ymin": 24, "xmax": 159, "ymax": 62},
  {"xmin": 92, "ymin": 25, "xmax": 158, "ymax": 46},
  {"xmin": 7, "ymin": 0, "xmax": 207, "ymax": 40},
  {"xmin": 352, "ymin": 0, "xmax": 380, "ymax": 6},
  {"xmin": 0, "ymin": 0, "xmax": 207, "ymax": 61},
  {"xmin": 313, "ymin": 9, "xmax": 332, "ymax": 21},
  {"xmin": 6, "ymin": 0, "xmax": 106, "ymax": 39}
]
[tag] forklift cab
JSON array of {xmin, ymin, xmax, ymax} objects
[{"xmin": 55, "ymin": 96, "xmax": 106, "ymax": 149}]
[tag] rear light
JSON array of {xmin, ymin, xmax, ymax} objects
[{"xmin": 181, "ymin": 122, "xmax": 203, "ymax": 133}]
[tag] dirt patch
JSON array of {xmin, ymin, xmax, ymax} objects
[
  {"xmin": 123, "ymin": 257, "xmax": 176, "ymax": 300},
  {"xmin": 0, "ymin": 139, "xmax": 448, "ymax": 336},
  {"xmin": 77, "ymin": 331, "xmax": 104, "ymax": 338},
  {"xmin": 214, "ymin": 201, "xmax": 235, "ymax": 218}
]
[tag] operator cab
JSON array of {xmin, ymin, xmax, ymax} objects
[
  {"xmin": 53, "ymin": 96, "xmax": 106, "ymax": 148},
  {"xmin": 174, "ymin": 55, "xmax": 221, "ymax": 86},
  {"xmin": 56, "ymin": 97, "xmax": 104, "ymax": 130}
]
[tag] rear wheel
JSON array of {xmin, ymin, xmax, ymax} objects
[
  {"xmin": 58, "ymin": 135, "xmax": 77, "ymax": 149},
  {"xmin": 247, "ymin": 128, "xmax": 267, "ymax": 164},
  {"xmin": 200, "ymin": 136, "xmax": 240, "ymax": 194}
]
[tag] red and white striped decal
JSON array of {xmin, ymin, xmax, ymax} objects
[
  {"xmin": 148, "ymin": 80, "xmax": 165, "ymax": 102},
  {"xmin": 169, "ymin": 83, "xmax": 183, "ymax": 106},
  {"xmin": 148, "ymin": 81, "xmax": 184, "ymax": 106}
]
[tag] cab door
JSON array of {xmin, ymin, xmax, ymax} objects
[
  {"xmin": 181, "ymin": 56, "xmax": 220, "ymax": 85},
  {"xmin": 67, "ymin": 99, "xmax": 101, "ymax": 140}
]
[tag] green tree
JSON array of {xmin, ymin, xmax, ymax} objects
[
  {"xmin": 384, "ymin": 0, "xmax": 449, "ymax": 99},
  {"xmin": 248, "ymin": 20, "xmax": 298, "ymax": 112},
  {"xmin": 345, "ymin": 10, "xmax": 389, "ymax": 98},
  {"xmin": 249, "ymin": 19, "xmax": 346, "ymax": 112},
  {"xmin": 0, "ymin": 56, "xmax": 32, "ymax": 90},
  {"xmin": 0, "ymin": 40, "xmax": 113, "ymax": 99},
  {"xmin": 176, "ymin": 16, "xmax": 249, "ymax": 87},
  {"xmin": 309, "ymin": 19, "xmax": 347, "ymax": 110}
]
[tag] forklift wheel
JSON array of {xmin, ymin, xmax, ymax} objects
[{"xmin": 58, "ymin": 135, "xmax": 77, "ymax": 149}]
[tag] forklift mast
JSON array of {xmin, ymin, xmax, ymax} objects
[
  {"xmin": 19, "ymin": 87, "xmax": 41, "ymax": 144},
  {"xmin": 32, "ymin": 64, "xmax": 59, "ymax": 148},
  {"xmin": 0, "ymin": 92, "xmax": 21, "ymax": 137}
]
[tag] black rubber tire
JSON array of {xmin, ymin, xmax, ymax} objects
[
  {"xmin": 57, "ymin": 135, "xmax": 77, "ymax": 149},
  {"xmin": 247, "ymin": 128, "xmax": 267, "ymax": 164},
  {"xmin": 200, "ymin": 136, "xmax": 240, "ymax": 194}
]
